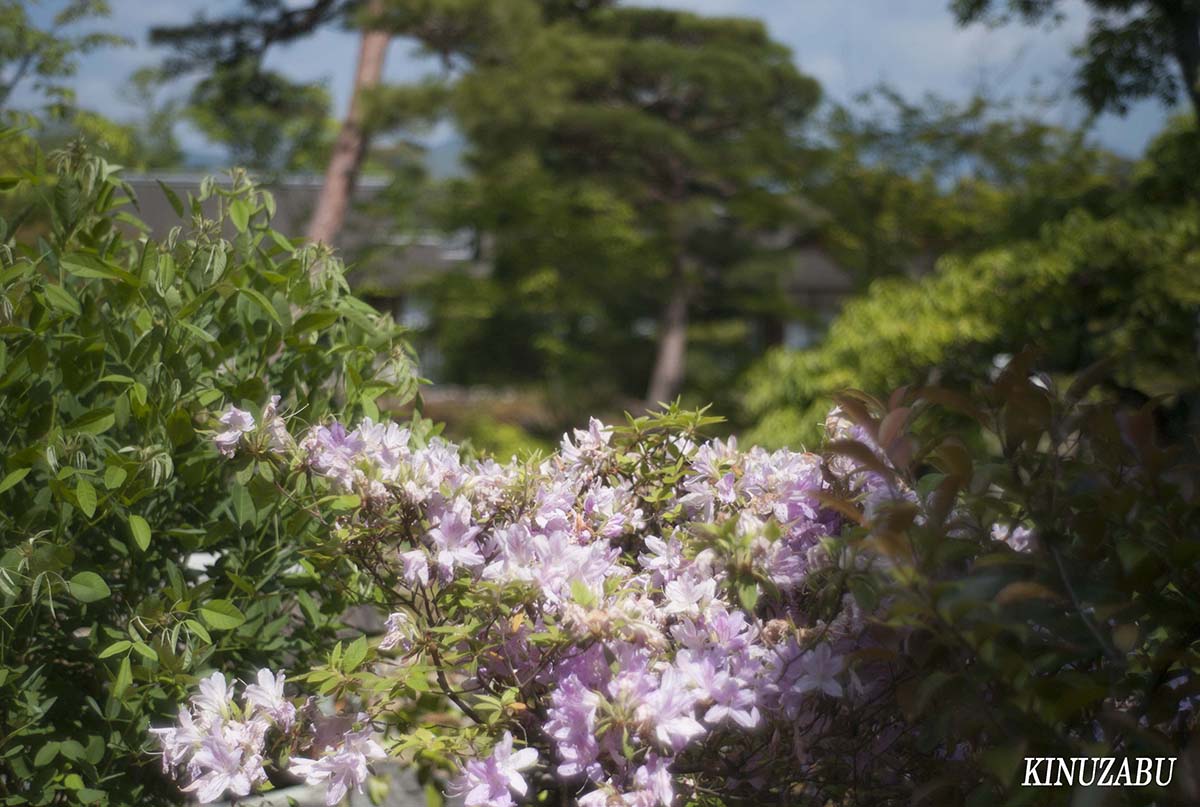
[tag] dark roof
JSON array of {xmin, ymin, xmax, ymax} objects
[{"xmin": 121, "ymin": 175, "xmax": 856, "ymax": 307}]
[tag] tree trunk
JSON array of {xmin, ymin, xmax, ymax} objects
[
  {"xmin": 1165, "ymin": 2, "xmax": 1200, "ymax": 118},
  {"xmin": 305, "ymin": 1, "xmax": 389, "ymax": 245},
  {"xmin": 645, "ymin": 275, "xmax": 690, "ymax": 407}
]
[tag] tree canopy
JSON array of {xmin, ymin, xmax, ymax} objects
[{"xmin": 952, "ymin": 0, "xmax": 1200, "ymax": 117}]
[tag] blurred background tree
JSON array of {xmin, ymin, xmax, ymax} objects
[
  {"xmin": 150, "ymin": 0, "xmax": 823, "ymax": 422},
  {"xmin": 742, "ymin": 115, "xmax": 1199, "ymax": 447},
  {"xmin": 952, "ymin": 0, "xmax": 1200, "ymax": 116},
  {"xmin": 0, "ymin": 0, "xmax": 127, "ymax": 118},
  {"xmin": 5, "ymin": 0, "xmax": 1191, "ymax": 453}
]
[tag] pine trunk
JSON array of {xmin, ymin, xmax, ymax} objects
[
  {"xmin": 305, "ymin": 2, "xmax": 389, "ymax": 245},
  {"xmin": 645, "ymin": 278, "xmax": 690, "ymax": 407}
]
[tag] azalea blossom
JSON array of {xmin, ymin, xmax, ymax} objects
[
  {"xmin": 243, "ymin": 668, "xmax": 295, "ymax": 729},
  {"xmin": 289, "ymin": 724, "xmax": 387, "ymax": 807},
  {"xmin": 214, "ymin": 405, "xmax": 255, "ymax": 457},
  {"xmin": 165, "ymin": 402, "xmax": 883, "ymax": 805},
  {"xmin": 450, "ymin": 732, "xmax": 539, "ymax": 807}
]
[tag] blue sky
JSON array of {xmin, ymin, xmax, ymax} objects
[{"xmin": 14, "ymin": 0, "xmax": 1179, "ymax": 160}]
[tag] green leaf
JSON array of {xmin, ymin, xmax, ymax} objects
[
  {"xmin": 200, "ymin": 599, "xmax": 246, "ymax": 631},
  {"xmin": 43, "ymin": 283, "xmax": 82, "ymax": 316},
  {"xmin": 131, "ymin": 642, "xmax": 157, "ymax": 662},
  {"xmin": 76, "ymin": 788, "xmax": 106, "ymax": 804},
  {"xmin": 98, "ymin": 640, "xmax": 131, "ymax": 659},
  {"xmin": 128, "ymin": 515, "xmax": 151, "ymax": 551},
  {"xmin": 34, "ymin": 742, "xmax": 60, "ymax": 767},
  {"xmin": 68, "ymin": 571, "xmax": 111, "ymax": 603},
  {"xmin": 293, "ymin": 310, "xmax": 341, "ymax": 334},
  {"xmin": 238, "ymin": 287, "xmax": 282, "ymax": 326},
  {"xmin": 157, "ymin": 179, "xmax": 184, "ymax": 217},
  {"xmin": 113, "ymin": 656, "xmax": 132, "ymax": 698},
  {"xmin": 61, "ymin": 253, "xmax": 140, "ymax": 285},
  {"xmin": 184, "ymin": 619, "xmax": 212, "ymax": 644},
  {"xmin": 103, "ymin": 466, "xmax": 127, "ymax": 490},
  {"xmin": 0, "ymin": 467, "xmax": 30, "ymax": 494},
  {"xmin": 176, "ymin": 319, "xmax": 216, "ymax": 344},
  {"xmin": 327, "ymin": 494, "xmax": 361, "ymax": 511},
  {"xmin": 269, "ymin": 230, "xmax": 294, "ymax": 251},
  {"xmin": 736, "ymin": 580, "xmax": 759, "ymax": 611},
  {"xmin": 229, "ymin": 198, "xmax": 251, "ymax": 232},
  {"xmin": 76, "ymin": 478, "xmax": 97, "ymax": 518},
  {"xmin": 343, "ymin": 636, "xmax": 368, "ymax": 672},
  {"xmin": 66, "ymin": 408, "xmax": 115, "ymax": 435}
]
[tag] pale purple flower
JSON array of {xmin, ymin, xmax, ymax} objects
[
  {"xmin": 560, "ymin": 418, "xmax": 613, "ymax": 471},
  {"xmin": 289, "ymin": 724, "xmax": 386, "ymax": 807},
  {"xmin": 243, "ymin": 668, "xmax": 295, "ymax": 730},
  {"xmin": 150, "ymin": 707, "xmax": 203, "ymax": 772},
  {"xmin": 632, "ymin": 754, "xmax": 674, "ymax": 806},
  {"xmin": 214, "ymin": 406, "xmax": 255, "ymax": 457},
  {"xmin": 427, "ymin": 496, "xmax": 484, "ymax": 576},
  {"xmin": 450, "ymin": 732, "xmax": 539, "ymax": 807},
  {"xmin": 192, "ymin": 671, "xmax": 234, "ymax": 720},
  {"xmin": 795, "ymin": 643, "xmax": 844, "ymax": 698},
  {"xmin": 400, "ymin": 549, "xmax": 430, "ymax": 586},
  {"xmin": 181, "ymin": 734, "xmax": 261, "ymax": 803},
  {"xmin": 379, "ymin": 611, "xmax": 414, "ymax": 653},
  {"xmin": 261, "ymin": 395, "xmax": 294, "ymax": 454},
  {"xmin": 636, "ymin": 666, "xmax": 705, "ymax": 753},
  {"xmin": 545, "ymin": 675, "xmax": 602, "ymax": 779},
  {"xmin": 991, "ymin": 522, "xmax": 1034, "ymax": 552},
  {"xmin": 638, "ymin": 535, "xmax": 683, "ymax": 585},
  {"xmin": 663, "ymin": 576, "xmax": 716, "ymax": 618}
]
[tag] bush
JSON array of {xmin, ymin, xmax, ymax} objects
[
  {"xmin": 156, "ymin": 402, "xmax": 875, "ymax": 806},
  {"xmin": 0, "ymin": 140, "xmax": 416, "ymax": 805},
  {"xmin": 741, "ymin": 206, "xmax": 1200, "ymax": 449},
  {"xmin": 819, "ymin": 355, "xmax": 1200, "ymax": 805},
  {"xmin": 156, "ymin": 355, "xmax": 1198, "ymax": 807}
]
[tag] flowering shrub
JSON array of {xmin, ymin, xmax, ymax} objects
[
  {"xmin": 155, "ymin": 399, "xmax": 898, "ymax": 805},
  {"xmin": 158, "ymin": 353, "xmax": 1200, "ymax": 806}
]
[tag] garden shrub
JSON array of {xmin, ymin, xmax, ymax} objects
[
  {"xmin": 820, "ymin": 354, "xmax": 1200, "ymax": 805},
  {"xmin": 0, "ymin": 140, "xmax": 416, "ymax": 805},
  {"xmin": 156, "ymin": 353, "xmax": 1198, "ymax": 807},
  {"xmin": 741, "ymin": 206, "xmax": 1200, "ymax": 449}
]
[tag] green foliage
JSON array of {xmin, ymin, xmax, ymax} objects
[
  {"xmin": 812, "ymin": 88, "xmax": 1128, "ymax": 286},
  {"xmin": 951, "ymin": 0, "xmax": 1200, "ymax": 117},
  {"xmin": 0, "ymin": 0, "xmax": 128, "ymax": 117},
  {"xmin": 0, "ymin": 139, "xmax": 416, "ymax": 804},
  {"xmin": 185, "ymin": 63, "xmax": 335, "ymax": 173},
  {"xmin": 743, "ymin": 118, "xmax": 1200, "ymax": 449},
  {"xmin": 163, "ymin": 1, "xmax": 823, "ymax": 410},
  {"xmin": 413, "ymin": 2, "xmax": 821, "ymax": 407},
  {"xmin": 827, "ymin": 361, "xmax": 1200, "ymax": 804}
]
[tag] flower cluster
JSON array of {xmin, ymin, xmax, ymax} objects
[
  {"xmin": 153, "ymin": 668, "xmax": 384, "ymax": 806},
  {"xmin": 158, "ymin": 401, "xmax": 884, "ymax": 805},
  {"xmin": 152, "ymin": 670, "xmax": 292, "ymax": 802}
]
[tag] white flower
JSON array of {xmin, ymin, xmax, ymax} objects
[
  {"xmin": 191, "ymin": 671, "xmax": 234, "ymax": 721},
  {"xmin": 991, "ymin": 522, "xmax": 1034, "ymax": 552}
]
